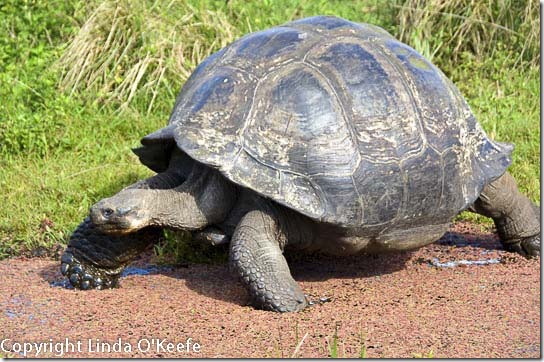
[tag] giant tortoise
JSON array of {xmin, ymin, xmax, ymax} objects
[{"xmin": 61, "ymin": 16, "xmax": 540, "ymax": 312}]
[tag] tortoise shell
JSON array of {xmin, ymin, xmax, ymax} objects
[{"xmin": 136, "ymin": 16, "xmax": 512, "ymax": 229}]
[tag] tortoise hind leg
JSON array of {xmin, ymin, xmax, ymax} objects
[
  {"xmin": 229, "ymin": 209, "xmax": 307, "ymax": 312},
  {"xmin": 469, "ymin": 172, "xmax": 540, "ymax": 257}
]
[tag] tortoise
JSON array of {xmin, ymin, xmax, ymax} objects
[{"xmin": 61, "ymin": 16, "xmax": 540, "ymax": 312}]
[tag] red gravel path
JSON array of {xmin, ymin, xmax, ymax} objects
[{"xmin": 0, "ymin": 222, "xmax": 540, "ymax": 358}]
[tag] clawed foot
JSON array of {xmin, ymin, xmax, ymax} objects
[
  {"xmin": 251, "ymin": 293, "xmax": 331, "ymax": 312},
  {"xmin": 60, "ymin": 250, "xmax": 121, "ymax": 290},
  {"xmin": 504, "ymin": 234, "xmax": 540, "ymax": 258},
  {"xmin": 249, "ymin": 284, "xmax": 308, "ymax": 313},
  {"xmin": 59, "ymin": 216, "xmax": 161, "ymax": 290}
]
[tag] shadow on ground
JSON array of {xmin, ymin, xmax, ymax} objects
[{"xmin": 40, "ymin": 227, "xmax": 504, "ymax": 306}]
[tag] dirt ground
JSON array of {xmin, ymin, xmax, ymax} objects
[{"xmin": 0, "ymin": 222, "xmax": 540, "ymax": 358}]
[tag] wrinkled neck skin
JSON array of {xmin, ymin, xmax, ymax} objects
[
  {"xmin": 146, "ymin": 149, "xmax": 238, "ymax": 230},
  {"xmin": 148, "ymin": 163, "xmax": 238, "ymax": 230}
]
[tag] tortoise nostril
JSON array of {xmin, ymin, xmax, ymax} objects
[
  {"xmin": 102, "ymin": 208, "xmax": 114, "ymax": 218},
  {"xmin": 117, "ymin": 206, "xmax": 132, "ymax": 216}
]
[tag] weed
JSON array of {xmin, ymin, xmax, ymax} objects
[
  {"xmin": 412, "ymin": 349, "xmax": 434, "ymax": 358},
  {"xmin": 327, "ymin": 321, "xmax": 341, "ymax": 358},
  {"xmin": 324, "ymin": 325, "xmax": 368, "ymax": 358},
  {"xmin": 290, "ymin": 332, "xmax": 309, "ymax": 358},
  {"xmin": 359, "ymin": 331, "xmax": 367, "ymax": 358},
  {"xmin": 153, "ymin": 230, "xmax": 228, "ymax": 265}
]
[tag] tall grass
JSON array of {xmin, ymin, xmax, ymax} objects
[
  {"xmin": 394, "ymin": 0, "xmax": 539, "ymax": 70},
  {"xmin": 57, "ymin": 0, "xmax": 238, "ymax": 113}
]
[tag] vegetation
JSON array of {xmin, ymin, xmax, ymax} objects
[
  {"xmin": 412, "ymin": 349, "xmax": 435, "ymax": 358},
  {"xmin": 0, "ymin": 0, "xmax": 539, "ymax": 259}
]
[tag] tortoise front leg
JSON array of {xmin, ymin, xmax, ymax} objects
[
  {"xmin": 470, "ymin": 172, "xmax": 540, "ymax": 257},
  {"xmin": 229, "ymin": 209, "xmax": 307, "ymax": 312},
  {"xmin": 61, "ymin": 162, "xmax": 187, "ymax": 290},
  {"xmin": 61, "ymin": 217, "xmax": 161, "ymax": 289}
]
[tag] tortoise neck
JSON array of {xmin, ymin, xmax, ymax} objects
[{"xmin": 150, "ymin": 164, "xmax": 238, "ymax": 230}]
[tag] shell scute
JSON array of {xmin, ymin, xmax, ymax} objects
[
  {"xmin": 306, "ymin": 39, "xmax": 425, "ymax": 163},
  {"xmin": 171, "ymin": 67, "xmax": 256, "ymax": 168},
  {"xmin": 233, "ymin": 27, "xmax": 306, "ymax": 60},
  {"xmin": 242, "ymin": 64, "xmax": 357, "ymax": 175},
  {"xmin": 227, "ymin": 150, "xmax": 281, "ymax": 199},
  {"xmin": 310, "ymin": 174, "xmax": 363, "ymax": 224},
  {"xmin": 384, "ymin": 40, "xmax": 464, "ymax": 153},
  {"xmin": 401, "ymin": 147, "xmax": 444, "ymax": 222},
  {"xmin": 288, "ymin": 16, "xmax": 357, "ymax": 31},
  {"xmin": 279, "ymin": 172, "xmax": 324, "ymax": 219},
  {"xmin": 221, "ymin": 27, "xmax": 312, "ymax": 75},
  {"xmin": 352, "ymin": 160, "xmax": 404, "ymax": 225}
]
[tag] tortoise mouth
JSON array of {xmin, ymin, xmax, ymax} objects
[
  {"xmin": 90, "ymin": 216, "xmax": 150, "ymax": 234},
  {"xmin": 94, "ymin": 223, "xmax": 140, "ymax": 235}
]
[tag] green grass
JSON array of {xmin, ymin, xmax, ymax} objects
[
  {"xmin": 326, "ymin": 324, "xmax": 368, "ymax": 358},
  {"xmin": 328, "ymin": 323, "xmax": 340, "ymax": 357},
  {"xmin": 412, "ymin": 349, "xmax": 434, "ymax": 358},
  {"xmin": 153, "ymin": 229, "xmax": 228, "ymax": 265},
  {"xmin": 0, "ymin": 0, "xmax": 539, "ymax": 258}
]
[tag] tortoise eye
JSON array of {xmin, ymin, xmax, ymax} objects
[{"xmin": 102, "ymin": 208, "xmax": 114, "ymax": 218}]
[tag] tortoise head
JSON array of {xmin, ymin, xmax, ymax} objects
[{"xmin": 90, "ymin": 189, "xmax": 155, "ymax": 234}]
